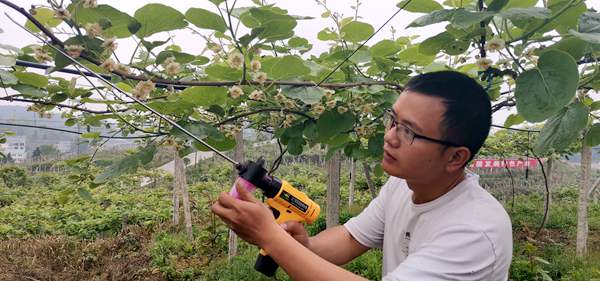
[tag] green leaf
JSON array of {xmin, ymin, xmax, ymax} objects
[
  {"xmin": 261, "ymin": 56, "xmax": 310, "ymax": 80},
  {"xmin": 281, "ymin": 86, "xmax": 324, "ymax": 105},
  {"xmin": 209, "ymin": 0, "xmax": 225, "ymax": 5},
  {"xmin": 81, "ymin": 132, "xmax": 101, "ymax": 139},
  {"xmin": 569, "ymin": 30, "xmax": 600, "ymax": 44},
  {"xmin": 548, "ymin": 0, "xmax": 587, "ymax": 33},
  {"xmin": 94, "ymin": 145, "xmax": 157, "ymax": 183},
  {"xmin": 499, "ymin": 7, "xmax": 552, "ymax": 21},
  {"xmin": 578, "ymin": 12, "xmax": 600, "ymax": 34},
  {"xmin": 370, "ymin": 40, "xmax": 401, "ymax": 57},
  {"xmin": 70, "ymin": 5, "xmax": 135, "ymax": 38},
  {"xmin": 408, "ymin": 9, "xmax": 455, "ymax": 28},
  {"xmin": 185, "ymin": 8, "xmax": 227, "ymax": 32},
  {"xmin": 179, "ymin": 86, "xmax": 227, "ymax": 107},
  {"xmin": 156, "ymin": 51, "xmax": 195, "ymax": 64},
  {"xmin": 11, "ymin": 85, "xmax": 45, "ymax": 98},
  {"xmin": 368, "ymin": 133, "xmax": 384, "ymax": 157},
  {"xmin": 504, "ymin": 0, "xmax": 537, "ymax": 9},
  {"xmin": 538, "ymin": 37, "xmax": 588, "ymax": 60},
  {"xmin": 0, "ymin": 70, "xmax": 18, "ymax": 86},
  {"xmin": 503, "ymin": 114, "xmax": 525, "ymax": 127},
  {"xmin": 134, "ymin": 4, "xmax": 187, "ymax": 38},
  {"xmin": 317, "ymin": 110, "xmax": 355, "ymax": 139},
  {"xmin": 193, "ymin": 136, "xmax": 236, "ymax": 152},
  {"xmin": 0, "ymin": 55, "xmax": 15, "ymax": 67},
  {"xmin": 419, "ymin": 32, "xmax": 455, "ymax": 55},
  {"xmin": 341, "ymin": 21, "xmax": 374, "ymax": 43},
  {"xmin": 77, "ymin": 187, "xmax": 93, "ymax": 201},
  {"xmin": 585, "ymin": 123, "xmax": 600, "ymax": 146},
  {"xmin": 171, "ymin": 120, "xmax": 220, "ymax": 140},
  {"xmin": 317, "ymin": 28, "xmax": 338, "ymax": 41},
  {"xmin": 397, "ymin": 0, "xmax": 443, "ymax": 13},
  {"xmin": 515, "ymin": 50, "xmax": 579, "ymax": 122},
  {"xmin": 398, "ymin": 46, "xmax": 436, "ymax": 66},
  {"xmin": 14, "ymin": 72, "xmax": 48, "ymax": 88},
  {"xmin": 534, "ymin": 102, "xmax": 588, "ymax": 154},
  {"xmin": 249, "ymin": 7, "xmax": 297, "ymax": 41},
  {"xmin": 26, "ymin": 8, "xmax": 62, "ymax": 33},
  {"xmin": 205, "ymin": 64, "xmax": 242, "ymax": 80}
]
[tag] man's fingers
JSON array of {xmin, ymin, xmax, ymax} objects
[
  {"xmin": 211, "ymin": 201, "xmax": 236, "ymax": 222},
  {"xmin": 217, "ymin": 191, "xmax": 238, "ymax": 209},
  {"xmin": 236, "ymin": 181, "xmax": 260, "ymax": 203},
  {"xmin": 280, "ymin": 220, "xmax": 307, "ymax": 236}
]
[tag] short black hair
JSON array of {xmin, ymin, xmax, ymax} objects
[{"xmin": 403, "ymin": 71, "xmax": 491, "ymax": 163}]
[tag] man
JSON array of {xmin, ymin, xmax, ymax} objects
[{"xmin": 211, "ymin": 71, "xmax": 513, "ymax": 280}]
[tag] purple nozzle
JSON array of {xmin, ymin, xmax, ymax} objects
[{"xmin": 230, "ymin": 177, "xmax": 257, "ymax": 199}]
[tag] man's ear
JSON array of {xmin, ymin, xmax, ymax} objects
[{"xmin": 446, "ymin": 147, "xmax": 471, "ymax": 172}]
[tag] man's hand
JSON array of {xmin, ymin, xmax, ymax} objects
[
  {"xmin": 281, "ymin": 221, "xmax": 310, "ymax": 248},
  {"xmin": 211, "ymin": 181, "xmax": 281, "ymax": 247}
]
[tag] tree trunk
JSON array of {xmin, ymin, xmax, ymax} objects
[
  {"xmin": 348, "ymin": 158, "xmax": 356, "ymax": 210},
  {"xmin": 228, "ymin": 131, "xmax": 244, "ymax": 261},
  {"xmin": 577, "ymin": 141, "xmax": 591, "ymax": 257},
  {"xmin": 174, "ymin": 148, "xmax": 193, "ymax": 241},
  {"xmin": 171, "ymin": 149, "xmax": 180, "ymax": 227},
  {"xmin": 362, "ymin": 162, "xmax": 377, "ymax": 199},
  {"xmin": 326, "ymin": 150, "xmax": 341, "ymax": 228}
]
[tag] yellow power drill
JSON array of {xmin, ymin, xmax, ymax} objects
[{"xmin": 231, "ymin": 158, "xmax": 321, "ymax": 276}]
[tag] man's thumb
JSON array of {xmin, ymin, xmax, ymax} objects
[{"xmin": 236, "ymin": 180, "xmax": 258, "ymax": 202}]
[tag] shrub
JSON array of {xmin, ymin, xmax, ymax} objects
[{"xmin": 0, "ymin": 166, "xmax": 27, "ymax": 188}]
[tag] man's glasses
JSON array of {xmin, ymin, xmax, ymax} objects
[{"xmin": 383, "ymin": 109, "xmax": 462, "ymax": 147}]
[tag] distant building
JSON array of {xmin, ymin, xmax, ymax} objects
[
  {"xmin": 1, "ymin": 136, "xmax": 27, "ymax": 163},
  {"xmin": 56, "ymin": 141, "xmax": 72, "ymax": 153}
]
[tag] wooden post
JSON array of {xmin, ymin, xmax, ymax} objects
[{"xmin": 326, "ymin": 150, "xmax": 341, "ymax": 228}]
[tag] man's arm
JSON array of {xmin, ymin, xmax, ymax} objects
[
  {"xmin": 284, "ymin": 222, "xmax": 370, "ymax": 265},
  {"xmin": 264, "ymin": 225, "xmax": 370, "ymax": 281}
]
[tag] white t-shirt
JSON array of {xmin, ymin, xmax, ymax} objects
[{"xmin": 344, "ymin": 172, "xmax": 512, "ymax": 281}]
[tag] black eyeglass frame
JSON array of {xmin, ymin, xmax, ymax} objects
[{"xmin": 384, "ymin": 109, "xmax": 463, "ymax": 147}]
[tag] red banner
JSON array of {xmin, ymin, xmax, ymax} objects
[{"xmin": 469, "ymin": 159, "xmax": 537, "ymax": 169}]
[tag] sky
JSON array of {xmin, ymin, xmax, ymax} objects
[{"xmin": 1, "ymin": 0, "xmax": 599, "ymax": 127}]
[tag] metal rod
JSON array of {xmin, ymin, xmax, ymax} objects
[{"xmin": 5, "ymin": 13, "xmax": 239, "ymax": 166}]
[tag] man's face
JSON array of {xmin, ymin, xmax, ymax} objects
[{"xmin": 381, "ymin": 90, "xmax": 449, "ymax": 181}]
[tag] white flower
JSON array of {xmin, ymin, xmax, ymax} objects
[
  {"xmin": 100, "ymin": 58, "xmax": 118, "ymax": 72},
  {"xmin": 282, "ymin": 115, "xmax": 296, "ymax": 128},
  {"xmin": 360, "ymin": 103, "xmax": 373, "ymax": 114},
  {"xmin": 324, "ymin": 89, "xmax": 334, "ymax": 100},
  {"xmin": 65, "ymin": 45, "xmax": 84, "ymax": 58},
  {"xmin": 133, "ymin": 80, "xmax": 155, "ymax": 100},
  {"xmin": 85, "ymin": 22, "xmax": 102, "ymax": 38},
  {"xmin": 102, "ymin": 37, "xmax": 118, "ymax": 51},
  {"xmin": 210, "ymin": 44, "xmax": 222, "ymax": 53},
  {"xmin": 249, "ymin": 90, "xmax": 265, "ymax": 101},
  {"xmin": 229, "ymin": 86, "xmax": 244, "ymax": 99},
  {"xmin": 83, "ymin": 0, "xmax": 97, "ymax": 8},
  {"xmin": 116, "ymin": 64, "xmax": 131, "ymax": 75},
  {"xmin": 326, "ymin": 99, "xmax": 336, "ymax": 109},
  {"xmin": 337, "ymin": 106, "xmax": 348, "ymax": 113},
  {"xmin": 274, "ymin": 92, "xmax": 286, "ymax": 103},
  {"xmin": 485, "ymin": 38, "xmax": 505, "ymax": 53},
  {"xmin": 227, "ymin": 52, "xmax": 244, "ymax": 69},
  {"xmin": 312, "ymin": 104, "xmax": 325, "ymax": 116},
  {"xmin": 253, "ymin": 72, "xmax": 267, "ymax": 84},
  {"xmin": 165, "ymin": 62, "xmax": 181, "ymax": 75},
  {"xmin": 283, "ymin": 99, "xmax": 297, "ymax": 110},
  {"xmin": 33, "ymin": 47, "xmax": 51, "ymax": 63},
  {"xmin": 163, "ymin": 56, "xmax": 176, "ymax": 66},
  {"xmin": 476, "ymin": 58, "xmax": 493, "ymax": 70},
  {"xmin": 54, "ymin": 8, "xmax": 71, "ymax": 20},
  {"xmin": 250, "ymin": 59, "xmax": 261, "ymax": 72}
]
